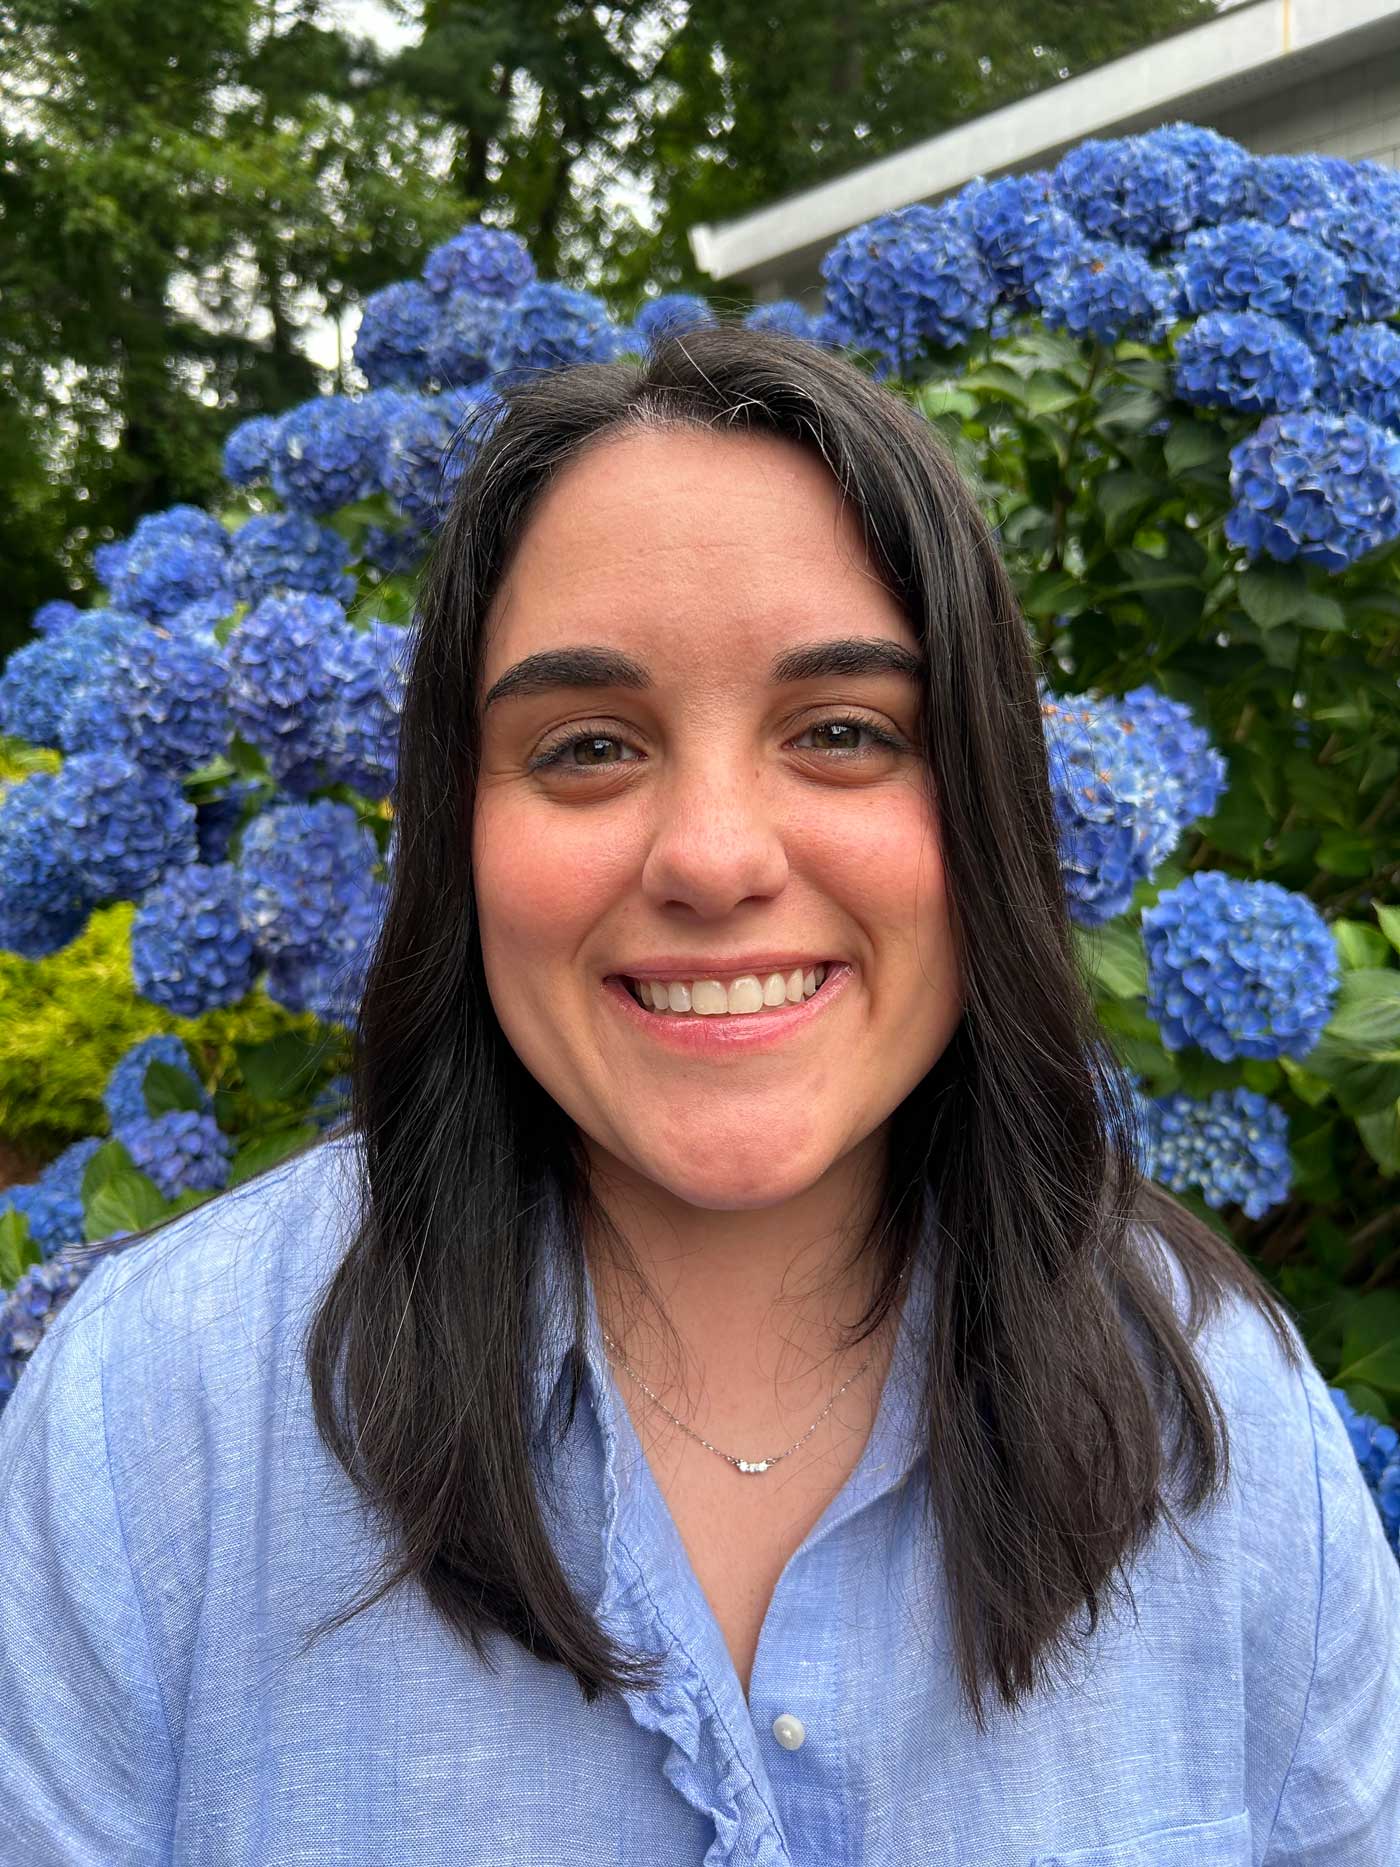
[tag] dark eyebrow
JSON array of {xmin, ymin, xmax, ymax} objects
[{"xmin": 481, "ymin": 636, "xmax": 925, "ymax": 712}]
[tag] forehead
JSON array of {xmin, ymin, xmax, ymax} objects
[{"xmin": 481, "ymin": 426, "xmax": 905, "ymax": 675}]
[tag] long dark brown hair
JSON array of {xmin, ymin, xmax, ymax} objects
[{"xmin": 270, "ymin": 321, "xmax": 1301, "ymax": 1736}]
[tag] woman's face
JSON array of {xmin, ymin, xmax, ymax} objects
[{"xmin": 472, "ymin": 425, "xmax": 963, "ymax": 1213}]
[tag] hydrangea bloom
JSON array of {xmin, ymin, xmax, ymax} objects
[
  {"xmin": 1329, "ymin": 1387, "xmax": 1400, "ymax": 1558},
  {"xmin": 742, "ymin": 301, "xmax": 823, "ymax": 341},
  {"xmin": 963, "ymin": 172, "xmax": 1084, "ymax": 310},
  {"xmin": 1314, "ymin": 323, "xmax": 1400, "ymax": 432},
  {"xmin": 361, "ymin": 520, "xmax": 432, "ymax": 576},
  {"xmin": 268, "ymin": 396, "xmax": 380, "ymax": 515},
  {"xmin": 633, "ymin": 294, "xmax": 717, "ymax": 341},
  {"xmin": 222, "ymin": 414, "xmax": 283, "ymax": 488},
  {"xmin": 1114, "ymin": 685, "xmax": 1229, "ymax": 830},
  {"xmin": 48, "ymin": 752, "xmax": 200, "ymax": 903},
  {"xmin": 0, "ymin": 1253, "xmax": 93, "ymax": 1407},
  {"xmin": 1037, "ymin": 242, "xmax": 1175, "ymax": 344},
  {"xmin": 422, "ymin": 223, "xmax": 535, "ymax": 300},
  {"xmin": 109, "ymin": 505, "xmax": 235, "ymax": 621},
  {"xmin": 0, "ymin": 608, "xmax": 149, "ymax": 746},
  {"xmin": 194, "ymin": 778, "xmax": 265, "ymax": 866},
  {"xmin": 820, "ymin": 206, "xmax": 995, "ymax": 380},
  {"xmin": 103, "ymin": 1034, "xmax": 209, "ymax": 1131},
  {"xmin": 1179, "ymin": 220, "xmax": 1346, "ymax": 348},
  {"xmin": 1137, "ymin": 123, "xmax": 1251, "ymax": 228},
  {"xmin": 225, "ymin": 593, "xmax": 349, "ymax": 791},
  {"xmin": 0, "ymin": 1136, "xmax": 105, "ymax": 1257},
  {"xmin": 118, "ymin": 1110, "xmax": 234, "ymax": 1199},
  {"xmin": 57, "ymin": 629, "xmax": 232, "ymax": 779},
  {"xmin": 1226, "ymin": 408, "xmax": 1400, "ymax": 571},
  {"xmin": 427, "ymin": 289, "xmax": 508, "ymax": 388},
  {"xmin": 1226, "ymin": 153, "xmax": 1342, "ymax": 229},
  {"xmin": 236, "ymin": 797, "xmax": 382, "ymax": 961},
  {"xmin": 1141, "ymin": 871, "xmax": 1340, "ymax": 1062},
  {"xmin": 229, "ymin": 511, "xmax": 357, "ymax": 607},
  {"xmin": 1040, "ymin": 690, "xmax": 1183, "ymax": 927},
  {"xmin": 1138, "ymin": 1085, "xmax": 1292, "ymax": 1220},
  {"xmin": 319, "ymin": 620, "xmax": 412, "ymax": 800},
  {"xmin": 488, "ymin": 281, "xmax": 629, "ymax": 381},
  {"xmin": 353, "ymin": 280, "xmax": 440, "ymax": 390},
  {"xmin": 263, "ymin": 876, "xmax": 387, "ymax": 1027},
  {"xmin": 130, "ymin": 860, "xmax": 258, "ymax": 1016},
  {"xmin": 1172, "ymin": 310, "xmax": 1317, "ymax": 415},
  {"xmin": 0, "ymin": 773, "xmax": 89, "ymax": 957},
  {"xmin": 31, "ymin": 598, "xmax": 81, "ymax": 636},
  {"xmin": 168, "ymin": 594, "xmax": 237, "ymax": 650},
  {"xmin": 1051, "ymin": 136, "xmax": 1193, "ymax": 249},
  {"xmin": 379, "ymin": 396, "xmax": 468, "ymax": 527},
  {"xmin": 92, "ymin": 539, "xmax": 130, "ymax": 588},
  {"xmin": 1306, "ymin": 208, "xmax": 1400, "ymax": 323}
]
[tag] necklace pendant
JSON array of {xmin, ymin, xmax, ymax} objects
[{"xmin": 737, "ymin": 1458, "xmax": 770, "ymax": 1474}]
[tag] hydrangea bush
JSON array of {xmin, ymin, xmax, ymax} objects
[{"xmin": 2, "ymin": 135, "xmax": 1399, "ymax": 1551}]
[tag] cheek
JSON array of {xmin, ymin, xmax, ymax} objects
[{"xmin": 471, "ymin": 797, "xmax": 631, "ymax": 969}]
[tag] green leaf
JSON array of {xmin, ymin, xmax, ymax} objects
[
  {"xmin": 1076, "ymin": 921, "xmax": 1147, "ymax": 999},
  {"xmin": 916, "ymin": 383, "xmax": 979, "ymax": 421},
  {"xmin": 0, "ymin": 1207, "xmax": 42, "ymax": 1288},
  {"xmin": 1375, "ymin": 903, "xmax": 1400, "ymax": 958},
  {"xmin": 1295, "ymin": 591, "xmax": 1347, "ymax": 633},
  {"xmin": 1333, "ymin": 920, "xmax": 1393, "ymax": 971},
  {"xmin": 234, "ymin": 1032, "xmax": 329, "ymax": 1105},
  {"xmin": 1019, "ymin": 569, "xmax": 1095, "ymax": 619},
  {"xmin": 1172, "ymin": 1051, "xmax": 1241, "ymax": 1098},
  {"xmin": 1094, "ymin": 472, "xmax": 1164, "ymax": 546},
  {"xmin": 228, "ymin": 1123, "xmax": 321, "ymax": 1188},
  {"xmin": 1356, "ymin": 1098, "xmax": 1400, "ymax": 1175},
  {"xmin": 1316, "ymin": 831, "xmax": 1375, "ymax": 879},
  {"xmin": 1325, "ymin": 970, "xmax": 1400, "ymax": 1053},
  {"xmin": 1163, "ymin": 421, "xmax": 1230, "ymax": 479},
  {"xmin": 1093, "ymin": 385, "xmax": 1168, "ymax": 437},
  {"xmin": 80, "ymin": 1138, "xmax": 138, "ymax": 1207},
  {"xmin": 959, "ymin": 364, "xmax": 1031, "ymax": 406},
  {"xmin": 143, "ymin": 1059, "xmax": 208, "ymax": 1118},
  {"xmin": 1335, "ymin": 1291, "xmax": 1400, "ymax": 1398},
  {"xmin": 83, "ymin": 1165, "xmax": 171, "ymax": 1244},
  {"xmin": 1279, "ymin": 1056, "xmax": 1334, "ymax": 1108},
  {"xmin": 1237, "ymin": 565, "xmax": 1309, "ymax": 629}
]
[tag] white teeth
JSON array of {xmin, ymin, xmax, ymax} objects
[{"xmin": 629, "ymin": 965, "xmax": 831, "ymax": 1016}]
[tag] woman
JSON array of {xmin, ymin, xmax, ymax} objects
[{"xmin": 2, "ymin": 323, "xmax": 1396, "ymax": 1865}]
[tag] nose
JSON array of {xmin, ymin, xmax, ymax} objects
[{"xmin": 638, "ymin": 751, "xmax": 790, "ymax": 917}]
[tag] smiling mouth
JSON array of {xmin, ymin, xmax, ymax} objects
[{"xmin": 622, "ymin": 963, "xmax": 834, "ymax": 1017}]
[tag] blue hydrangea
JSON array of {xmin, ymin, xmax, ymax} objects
[
  {"xmin": 378, "ymin": 395, "xmax": 468, "ymax": 528},
  {"xmin": 1314, "ymin": 323, "xmax": 1400, "ymax": 432},
  {"xmin": 1114, "ymin": 685, "xmax": 1229, "ymax": 830},
  {"xmin": 57, "ymin": 629, "xmax": 231, "ymax": 779},
  {"xmin": 427, "ymin": 289, "xmax": 508, "ymax": 389},
  {"xmin": 268, "ymin": 395, "xmax": 380, "ymax": 515},
  {"xmin": 742, "ymin": 301, "xmax": 823, "ymax": 341},
  {"xmin": 1137, "ymin": 123, "xmax": 1252, "ymax": 228},
  {"xmin": 1051, "ymin": 136, "xmax": 1193, "ymax": 249},
  {"xmin": 31, "ymin": 599, "xmax": 82, "ymax": 636},
  {"xmin": 1138, "ymin": 1085, "xmax": 1292, "ymax": 1220},
  {"xmin": 229, "ymin": 511, "xmax": 357, "ymax": 607},
  {"xmin": 222, "ymin": 414, "xmax": 283, "ymax": 488},
  {"xmin": 109, "ymin": 505, "xmax": 235, "ymax": 621},
  {"xmin": 0, "ymin": 607, "xmax": 150, "ymax": 747},
  {"xmin": 225, "ymin": 592, "xmax": 349, "ymax": 791},
  {"xmin": 1037, "ymin": 242, "xmax": 1176, "ymax": 344},
  {"xmin": 353, "ymin": 279, "xmax": 440, "ymax": 390},
  {"xmin": 236, "ymin": 797, "xmax": 381, "ymax": 961},
  {"xmin": 963, "ymin": 171, "xmax": 1084, "ymax": 310},
  {"xmin": 131, "ymin": 860, "xmax": 257, "ymax": 1016},
  {"xmin": 633, "ymin": 294, "xmax": 717, "ymax": 341},
  {"xmin": 263, "ymin": 876, "xmax": 387, "ymax": 1028},
  {"xmin": 0, "ymin": 1253, "xmax": 94, "ymax": 1409},
  {"xmin": 92, "ymin": 539, "xmax": 130, "ymax": 589},
  {"xmin": 168, "ymin": 594, "xmax": 237, "ymax": 650},
  {"xmin": 1172, "ymin": 311, "xmax": 1317, "ymax": 416},
  {"xmin": 0, "ymin": 772, "xmax": 91, "ymax": 957},
  {"xmin": 1329, "ymin": 1387, "xmax": 1400, "ymax": 1558},
  {"xmin": 195, "ymin": 779, "xmax": 265, "ymax": 865},
  {"xmin": 1226, "ymin": 408, "xmax": 1400, "ymax": 571},
  {"xmin": 1225, "ymin": 153, "xmax": 1343, "ymax": 229},
  {"xmin": 488, "ymin": 282, "xmax": 629, "ymax": 382},
  {"xmin": 1040, "ymin": 689, "xmax": 1183, "ymax": 927},
  {"xmin": 423, "ymin": 223, "xmax": 535, "ymax": 301},
  {"xmin": 0, "ymin": 1136, "xmax": 106, "ymax": 1258},
  {"xmin": 117, "ymin": 1110, "xmax": 233, "ymax": 1199},
  {"xmin": 820, "ymin": 205, "xmax": 996, "ymax": 380},
  {"xmin": 361, "ymin": 520, "xmax": 432, "ymax": 576},
  {"xmin": 48, "ymin": 752, "xmax": 200, "ymax": 904},
  {"xmin": 103, "ymin": 1034, "xmax": 209, "ymax": 1131},
  {"xmin": 318, "ymin": 619, "xmax": 412, "ymax": 800},
  {"xmin": 1179, "ymin": 220, "xmax": 1347, "ymax": 348},
  {"xmin": 1142, "ymin": 871, "xmax": 1340, "ymax": 1062}
]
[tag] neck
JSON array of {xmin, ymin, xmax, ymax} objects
[{"xmin": 582, "ymin": 1132, "xmax": 900, "ymax": 1413}]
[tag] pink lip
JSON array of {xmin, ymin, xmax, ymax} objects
[{"xmin": 601, "ymin": 962, "xmax": 853, "ymax": 1053}]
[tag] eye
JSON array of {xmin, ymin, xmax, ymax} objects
[
  {"xmin": 527, "ymin": 712, "xmax": 908, "ymax": 776},
  {"xmin": 527, "ymin": 730, "xmax": 642, "ymax": 773}
]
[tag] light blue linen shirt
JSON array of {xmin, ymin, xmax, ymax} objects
[{"xmin": 1, "ymin": 1132, "xmax": 1397, "ymax": 1865}]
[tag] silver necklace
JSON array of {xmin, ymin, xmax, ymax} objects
[{"xmin": 600, "ymin": 1262, "xmax": 910, "ymax": 1477}]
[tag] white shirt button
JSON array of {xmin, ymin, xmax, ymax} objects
[{"xmin": 771, "ymin": 1713, "xmax": 806, "ymax": 1751}]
